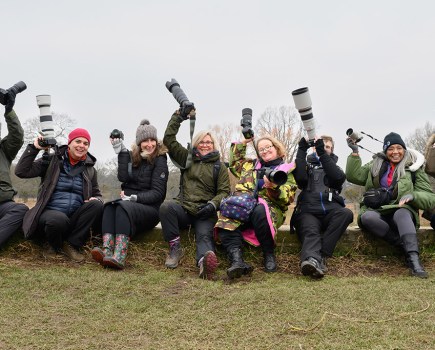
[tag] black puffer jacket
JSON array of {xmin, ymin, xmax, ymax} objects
[
  {"xmin": 15, "ymin": 144, "xmax": 102, "ymax": 238},
  {"xmin": 117, "ymin": 144, "xmax": 169, "ymax": 209},
  {"xmin": 293, "ymin": 152, "xmax": 346, "ymax": 214}
]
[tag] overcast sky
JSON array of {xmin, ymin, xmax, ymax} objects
[{"xmin": 2, "ymin": 0, "xmax": 434, "ymax": 168}]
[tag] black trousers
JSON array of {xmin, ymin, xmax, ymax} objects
[
  {"xmin": 218, "ymin": 203, "xmax": 275, "ymax": 255},
  {"xmin": 159, "ymin": 200, "xmax": 216, "ymax": 263},
  {"xmin": 102, "ymin": 201, "xmax": 160, "ymax": 237},
  {"xmin": 38, "ymin": 200, "xmax": 103, "ymax": 250},
  {"xmin": 294, "ymin": 207, "xmax": 353, "ymax": 262},
  {"xmin": 0, "ymin": 200, "xmax": 28, "ymax": 247}
]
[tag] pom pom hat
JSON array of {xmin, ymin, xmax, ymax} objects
[{"xmin": 136, "ymin": 119, "xmax": 157, "ymax": 145}]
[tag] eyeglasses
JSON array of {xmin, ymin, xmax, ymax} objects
[
  {"xmin": 198, "ymin": 141, "xmax": 214, "ymax": 146},
  {"xmin": 258, "ymin": 145, "xmax": 274, "ymax": 154}
]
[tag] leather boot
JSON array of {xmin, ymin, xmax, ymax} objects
[
  {"xmin": 91, "ymin": 233, "xmax": 115, "ymax": 265},
  {"xmin": 401, "ymin": 233, "xmax": 428, "ymax": 278},
  {"xmin": 227, "ymin": 247, "xmax": 253, "ymax": 279},
  {"xmin": 103, "ymin": 234, "xmax": 129, "ymax": 270},
  {"xmin": 383, "ymin": 230, "xmax": 404, "ymax": 256},
  {"xmin": 264, "ymin": 253, "xmax": 277, "ymax": 273}
]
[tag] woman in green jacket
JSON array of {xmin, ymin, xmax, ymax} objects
[{"xmin": 346, "ymin": 132, "xmax": 435, "ymax": 278}]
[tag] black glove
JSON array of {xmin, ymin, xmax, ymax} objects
[
  {"xmin": 347, "ymin": 138, "xmax": 359, "ymax": 153},
  {"xmin": 179, "ymin": 102, "xmax": 195, "ymax": 120},
  {"xmin": 196, "ymin": 203, "xmax": 215, "ymax": 219},
  {"xmin": 315, "ymin": 138, "xmax": 325, "ymax": 157},
  {"xmin": 2, "ymin": 90, "xmax": 16, "ymax": 114},
  {"xmin": 298, "ymin": 137, "xmax": 310, "ymax": 153}
]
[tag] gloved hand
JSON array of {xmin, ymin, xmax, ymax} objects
[
  {"xmin": 399, "ymin": 193, "xmax": 413, "ymax": 206},
  {"xmin": 121, "ymin": 194, "xmax": 137, "ymax": 202},
  {"xmin": 315, "ymin": 138, "xmax": 325, "ymax": 157},
  {"xmin": 347, "ymin": 138, "xmax": 359, "ymax": 153},
  {"xmin": 178, "ymin": 102, "xmax": 195, "ymax": 120},
  {"xmin": 111, "ymin": 138, "xmax": 127, "ymax": 154},
  {"xmin": 196, "ymin": 203, "xmax": 215, "ymax": 219},
  {"xmin": 298, "ymin": 137, "xmax": 310, "ymax": 153},
  {"xmin": 4, "ymin": 90, "xmax": 16, "ymax": 114}
]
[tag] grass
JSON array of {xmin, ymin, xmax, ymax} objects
[{"xmin": 1, "ymin": 240, "xmax": 435, "ymax": 350}]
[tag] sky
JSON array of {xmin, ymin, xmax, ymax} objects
[{"xmin": 2, "ymin": 0, "xmax": 435, "ymax": 168}]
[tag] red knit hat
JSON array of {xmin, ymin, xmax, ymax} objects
[{"xmin": 68, "ymin": 128, "xmax": 91, "ymax": 144}]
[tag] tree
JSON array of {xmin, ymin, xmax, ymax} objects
[
  {"xmin": 405, "ymin": 121, "xmax": 435, "ymax": 154},
  {"xmin": 255, "ymin": 106, "xmax": 304, "ymax": 162},
  {"xmin": 21, "ymin": 112, "xmax": 76, "ymax": 150},
  {"xmin": 208, "ymin": 123, "xmax": 240, "ymax": 163}
]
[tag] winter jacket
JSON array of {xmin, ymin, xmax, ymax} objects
[
  {"xmin": 163, "ymin": 114, "xmax": 230, "ymax": 215},
  {"xmin": 346, "ymin": 150, "xmax": 435, "ymax": 228},
  {"xmin": 215, "ymin": 142, "xmax": 297, "ymax": 246},
  {"xmin": 15, "ymin": 144, "xmax": 103, "ymax": 238},
  {"xmin": 0, "ymin": 110, "xmax": 24, "ymax": 203},
  {"xmin": 293, "ymin": 151, "xmax": 347, "ymax": 214},
  {"xmin": 117, "ymin": 144, "xmax": 169, "ymax": 209}
]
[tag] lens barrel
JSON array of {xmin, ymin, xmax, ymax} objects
[
  {"xmin": 36, "ymin": 95, "xmax": 56, "ymax": 142},
  {"xmin": 165, "ymin": 78, "xmax": 190, "ymax": 107},
  {"xmin": 292, "ymin": 87, "xmax": 316, "ymax": 140}
]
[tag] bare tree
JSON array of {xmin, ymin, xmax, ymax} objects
[
  {"xmin": 208, "ymin": 123, "xmax": 239, "ymax": 163},
  {"xmin": 255, "ymin": 106, "xmax": 304, "ymax": 162},
  {"xmin": 22, "ymin": 112, "xmax": 76, "ymax": 147},
  {"xmin": 405, "ymin": 121, "xmax": 435, "ymax": 154}
]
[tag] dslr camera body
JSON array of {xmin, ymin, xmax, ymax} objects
[
  {"xmin": 165, "ymin": 79, "xmax": 195, "ymax": 120},
  {"xmin": 110, "ymin": 129, "xmax": 124, "ymax": 140}
]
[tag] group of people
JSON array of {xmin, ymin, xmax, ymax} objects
[{"xmin": 1, "ymin": 88, "xmax": 435, "ymax": 281}]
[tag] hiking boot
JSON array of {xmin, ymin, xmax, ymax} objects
[
  {"xmin": 320, "ymin": 256, "xmax": 328, "ymax": 273},
  {"xmin": 165, "ymin": 241, "xmax": 183, "ymax": 269},
  {"xmin": 199, "ymin": 251, "xmax": 218, "ymax": 280},
  {"xmin": 264, "ymin": 253, "xmax": 277, "ymax": 273},
  {"xmin": 62, "ymin": 242, "xmax": 85, "ymax": 263},
  {"xmin": 42, "ymin": 242, "xmax": 58, "ymax": 259},
  {"xmin": 301, "ymin": 257, "xmax": 324, "ymax": 279}
]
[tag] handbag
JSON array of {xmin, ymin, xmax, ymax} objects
[
  {"xmin": 363, "ymin": 188, "xmax": 391, "ymax": 209},
  {"xmin": 220, "ymin": 192, "xmax": 257, "ymax": 222}
]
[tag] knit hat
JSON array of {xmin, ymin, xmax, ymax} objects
[
  {"xmin": 68, "ymin": 128, "xmax": 91, "ymax": 144},
  {"xmin": 383, "ymin": 132, "xmax": 406, "ymax": 153},
  {"xmin": 136, "ymin": 119, "xmax": 157, "ymax": 145}
]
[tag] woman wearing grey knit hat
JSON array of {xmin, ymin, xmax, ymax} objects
[
  {"xmin": 346, "ymin": 131, "xmax": 435, "ymax": 278},
  {"xmin": 91, "ymin": 119, "xmax": 169, "ymax": 269}
]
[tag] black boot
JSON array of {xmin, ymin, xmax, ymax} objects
[
  {"xmin": 227, "ymin": 248, "xmax": 253, "ymax": 279},
  {"xmin": 401, "ymin": 234, "xmax": 428, "ymax": 279},
  {"xmin": 384, "ymin": 230, "xmax": 405, "ymax": 256},
  {"xmin": 264, "ymin": 253, "xmax": 277, "ymax": 272}
]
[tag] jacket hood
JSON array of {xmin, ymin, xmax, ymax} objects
[{"xmin": 131, "ymin": 140, "xmax": 168, "ymax": 157}]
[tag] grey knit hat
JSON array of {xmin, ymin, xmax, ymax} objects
[{"xmin": 136, "ymin": 119, "xmax": 157, "ymax": 145}]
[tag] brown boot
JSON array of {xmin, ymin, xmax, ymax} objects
[{"xmin": 62, "ymin": 242, "xmax": 85, "ymax": 263}]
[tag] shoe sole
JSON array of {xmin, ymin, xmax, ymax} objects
[
  {"xmin": 227, "ymin": 266, "xmax": 245, "ymax": 279},
  {"xmin": 200, "ymin": 251, "xmax": 218, "ymax": 280},
  {"xmin": 91, "ymin": 248, "xmax": 105, "ymax": 265},
  {"xmin": 102, "ymin": 257, "xmax": 125, "ymax": 270},
  {"xmin": 301, "ymin": 262, "xmax": 324, "ymax": 279}
]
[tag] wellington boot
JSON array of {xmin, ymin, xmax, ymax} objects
[
  {"xmin": 227, "ymin": 247, "xmax": 253, "ymax": 279},
  {"xmin": 103, "ymin": 234, "xmax": 129, "ymax": 270},
  {"xmin": 91, "ymin": 233, "xmax": 115, "ymax": 265}
]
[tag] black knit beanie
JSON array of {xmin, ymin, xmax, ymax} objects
[{"xmin": 383, "ymin": 132, "xmax": 406, "ymax": 153}]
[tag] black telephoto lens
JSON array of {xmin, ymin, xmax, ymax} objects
[
  {"xmin": 265, "ymin": 169, "xmax": 288, "ymax": 186},
  {"xmin": 9, "ymin": 81, "xmax": 27, "ymax": 95},
  {"xmin": 241, "ymin": 108, "xmax": 254, "ymax": 139}
]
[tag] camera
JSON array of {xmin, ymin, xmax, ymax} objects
[
  {"xmin": 110, "ymin": 129, "xmax": 124, "ymax": 140},
  {"xmin": 0, "ymin": 81, "xmax": 27, "ymax": 105},
  {"xmin": 346, "ymin": 128, "xmax": 363, "ymax": 143},
  {"xmin": 257, "ymin": 167, "xmax": 288, "ymax": 186},
  {"xmin": 241, "ymin": 108, "xmax": 254, "ymax": 139},
  {"xmin": 165, "ymin": 78, "xmax": 195, "ymax": 119},
  {"xmin": 36, "ymin": 95, "xmax": 57, "ymax": 148},
  {"xmin": 292, "ymin": 87, "xmax": 316, "ymax": 143}
]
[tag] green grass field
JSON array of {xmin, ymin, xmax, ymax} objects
[{"xmin": 1, "ymin": 241, "xmax": 435, "ymax": 350}]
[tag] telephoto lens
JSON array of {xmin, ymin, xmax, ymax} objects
[
  {"xmin": 292, "ymin": 87, "xmax": 316, "ymax": 141},
  {"xmin": 0, "ymin": 81, "xmax": 27, "ymax": 105},
  {"xmin": 165, "ymin": 78, "xmax": 195, "ymax": 119},
  {"xmin": 36, "ymin": 95, "xmax": 57, "ymax": 147},
  {"xmin": 346, "ymin": 128, "xmax": 363, "ymax": 143},
  {"xmin": 241, "ymin": 108, "xmax": 254, "ymax": 139},
  {"xmin": 265, "ymin": 168, "xmax": 288, "ymax": 186}
]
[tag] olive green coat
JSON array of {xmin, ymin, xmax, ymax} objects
[
  {"xmin": 346, "ymin": 153, "xmax": 435, "ymax": 228},
  {"xmin": 163, "ymin": 114, "xmax": 230, "ymax": 215}
]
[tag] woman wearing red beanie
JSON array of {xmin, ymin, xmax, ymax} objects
[{"xmin": 15, "ymin": 128, "xmax": 104, "ymax": 262}]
